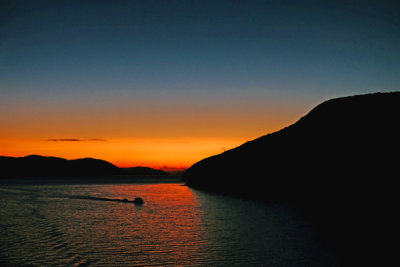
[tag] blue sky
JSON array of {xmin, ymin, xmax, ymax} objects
[{"xmin": 2, "ymin": 0, "xmax": 399, "ymax": 100}]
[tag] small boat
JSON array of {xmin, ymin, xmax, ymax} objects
[
  {"xmin": 119, "ymin": 197, "xmax": 143, "ymax": 204},
  {"xmin": 133, "ymin": 197, "xmax": 144, "ymax": 204}
]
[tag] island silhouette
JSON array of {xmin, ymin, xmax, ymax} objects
[
  {"xmin": 0, "ymin": 155, "xmax": 169, "ymax": 178},
  {"xmin": 184, "ymin": 91, "xmax": 399, "ymax": 264}
]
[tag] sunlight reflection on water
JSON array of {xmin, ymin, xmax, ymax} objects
[{"xmin": 0, "ymin": 183, "xmax": 338, "ymax": 266}]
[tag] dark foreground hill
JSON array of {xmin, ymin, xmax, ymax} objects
[
  {"xmin": 184, "ymin": 92, "xmax": 399, "ymax": 264},
  {"xmin": 0, "ymin": 155, "xmax": 168, "ymax": 178}
]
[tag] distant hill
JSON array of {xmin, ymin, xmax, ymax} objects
[
  {"xmin": 121, "ymin": 166, "xmax": 169, "ymax": 176},
  {"xmin": 184, "ymin": 92, "xmax": 400, "ymax": 263},
  {"xmin": 0, "ymin": 155, "xmax": 168, "ymax": 178}
]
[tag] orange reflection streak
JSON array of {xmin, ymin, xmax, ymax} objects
[{"xmin": 95, "ymin": 184, "xmax": 206, "ymax": 264}]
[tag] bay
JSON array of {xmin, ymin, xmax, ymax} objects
[{"xmin": 0, "ymin": 182, "xmax": 338, "ymax": 266}]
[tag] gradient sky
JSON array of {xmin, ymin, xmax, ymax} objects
[{"xmin": 1, "ymin": 0, "xmax": 399, "ymax": 169}]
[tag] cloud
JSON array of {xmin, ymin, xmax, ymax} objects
[{"xmin": 45, "ymin": 138, "xmax": 107, "ymax": 142}]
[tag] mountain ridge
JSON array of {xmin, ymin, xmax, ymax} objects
[
  {"xmin": 0, "ymin": 155, "xmax": 169, "ymax": 178},
  {"xmin": 184, "ymin": 91, "xmax": 399, "ymax": 199},
  {"xmin": 183, "ymin": 91, "xmax": 400, "ymax": 263}
]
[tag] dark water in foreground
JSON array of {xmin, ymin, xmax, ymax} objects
[{"xmin": 0, "ymin": 183, "xmax": 338, "ymax": 266}]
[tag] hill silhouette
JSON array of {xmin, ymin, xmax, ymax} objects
[
  {"xmin": 184, "ymin": 92, "xmax": 399, "ymax": 264},
  {"xmin": 121, "ymin": 166, "xmax": 168, "ymax": 176},
  {"xmin": 0, "ymin": 155, "xmax": 168, "ymax": 178}
]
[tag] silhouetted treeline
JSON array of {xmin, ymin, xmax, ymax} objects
[
  {"xmin": 0, "ymin": 155, "xmax": 168, "ymax": 178},
  {"xmin": 184, "ymin": 92, "xmax": 400, "ymax": 264}
]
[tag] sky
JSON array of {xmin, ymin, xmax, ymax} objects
[{"xmin": 1, "ymin": 0, "xmax": 399, "ymax": 169}]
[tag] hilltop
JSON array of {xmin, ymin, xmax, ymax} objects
[{"xmin": 0, "ymin": 155, "xmax": 169, "ymax": 178}]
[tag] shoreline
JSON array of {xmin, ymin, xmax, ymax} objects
[{"xmin": 0, "ymin": 175, "xmax": 183, "ymax": 185}]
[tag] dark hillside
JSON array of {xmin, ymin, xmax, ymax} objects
[
  {"xmin": 184, "ymin": 92, "xmax": 399, "ymax": 200},
  {"xmin": 184, "ymin": 92, "xmax": 400, "ymax": 264}
]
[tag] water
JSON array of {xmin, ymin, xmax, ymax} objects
[{"xmin": 0, "ymin": 183, "xmax": 338, "ymax": 266}]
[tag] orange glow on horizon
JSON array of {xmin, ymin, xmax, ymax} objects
[
  {"xmin": 0, "ymin": 137, "xmax": 249, "ymax": 170},
  {"xmin": 0, "ymin": 94, "xmax": 307, "ymax": 170}
]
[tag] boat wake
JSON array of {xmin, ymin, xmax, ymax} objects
[
  {"xmin": 69, "ymin": 195, "xmax": 143, "ymax": 204},
  {"xmin": 0, "ymin": 187, "xmax": 143, "ymax": 204}
]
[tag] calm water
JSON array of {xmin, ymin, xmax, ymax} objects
[{"xmin": 0, "ymin": 183, "xmax": 337, "ymax": 266}]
